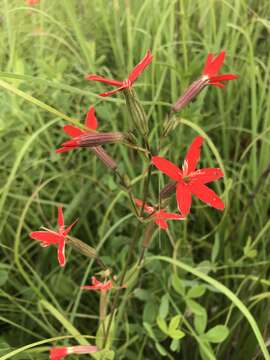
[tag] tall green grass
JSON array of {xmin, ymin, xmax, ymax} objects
[{"xmin": 0, "ymin": 0, "xmax": 270, "ymax": 359}]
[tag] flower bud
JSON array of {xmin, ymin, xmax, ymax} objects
[
  {"xmin": 160, "ymin": 181, "xmax": 176, "ymax": 199},
  {"xmin": 124, "ymin": 87, "xmax": 149, "ymax": 136},
  {"xmin": 91, "ymin": 146, "xmax": 118, "ymax": 171},
  {"xmin": 172, "ymin": 75, "xmax": 208, "ymax": 112}
]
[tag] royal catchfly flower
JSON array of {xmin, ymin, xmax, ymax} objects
[
  {"xmin": 56, "ymin": 106, "xmax": 118, "ymax": 170},
  {"xmin": 172, "ymin": 51, "xmax": 238, "ymax": 112},
  {"xmin": 152, "ymin": 136, "xmax": 225, "ymax": 216},
  {"xmin": 85, "ymin": 50, "xmax": 153, "ymax": 97},
  {"xmin": 50, "ymin": 345, "xmax": 98, "ymax": 360},
  {"xmin": 135, "ymin": 198, "xmax": 185, "ymax": 230},
  {"xmin": 81, "ymin": 276, "xmax": 113, "ymax": 291},
  {"xmin": 29, "ymin": 207, "xmax": 77, "ymax": 267}
]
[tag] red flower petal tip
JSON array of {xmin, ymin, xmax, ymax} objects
[{"xmin": 85, "ymin": 50, "xmax": 153, "ymax": 97}]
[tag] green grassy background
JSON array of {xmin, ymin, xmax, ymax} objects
[{"xmin": 0, "ymin": 0, "xmax": 270, "ymax": 359}]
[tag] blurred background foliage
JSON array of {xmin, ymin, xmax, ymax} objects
[{"xmin": 0, "ymin": 0, "xmax": 270, "ymax": 359}]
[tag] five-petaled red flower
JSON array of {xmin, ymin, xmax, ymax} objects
[
  {"xmin": 85, "ymin": 50, "xmax": 153, "ymax": 97},
  {"xmin": 50, "ymin": 345, "xmax": 98, "ymax": 360},
  {"xmin": 29, "ymin": 207, "xmax": 77, "ymax": 267},
  {"xmin": 135, "ymin": 198, "xmax": 185, "ymax": 230},
  {"xmin": 202, "ymin": 51, "xmax": 238, "ymax": 88},
  {"xmin": 56, "ymin": 106, "xmax": 98, "ymax": 153},
  {"xmin": 152, "ymin": 136, "xmax": 225, "ymax": 216},
  {"xmin": 81, "ymin": 276, "xmax": 113, "ymax": 291}
]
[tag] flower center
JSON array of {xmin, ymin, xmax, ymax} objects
[{"xmin": 183, "ymin": 175, "xmax": 190, "ymax": 184}]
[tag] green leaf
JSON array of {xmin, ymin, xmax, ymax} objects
[
  {"xmin": 204, "ymin": 325, "xmax": 229, "ymax": 343},
  {"xmin": 96, "ymin": 313, "xmax": 116, "ymax": 350},
  {"xmin": 155, "ymin": 342, "xmax": 167, "ymax": 356},
  {"xmin": 169, "ymin": 315, "xmax": 181, "ymax": 332},
  {"xmin": 171, "ymin": 274, "xmax": 185, "ymax": 296},
  {"xmin": 143, "ymin": 301, "xmax": 158, "ymax": 324},
  {"xmin": 169, "ymin": 329, "xmax": 185, "ymax": 340},
  {"xmin": 211, "ymin": 234, "xmax": 220, "ymax": 263},
  {"xmin": 199, "ymin": 341, "xmax": 216, "ymax": 360},
  {"xmin": 159, "ymin": 294, "xmax": 169, "ymax": 319},
  {"xmin": 170, "ymin": 338, "xmax": 180, "ymax": 352},
  {"xmin": 157, "ymin": 316, "xmax": 168, "ymax": 335},
  {"xmin": 187, "ymin": 285, "xmax": 206, "ymax": 299},
  {"xmin": 194, "ymin": 309, "xmax": 208, "ymax": 335},
  {"xmin": 0, "ymin": 264, "xmax": 9, "ymax": 286},
  {"xmin": 49, "ymin": 273, "xmax": 75, "ymax": 297},
  {"xmin": 186, "ymin": 299, "xmax": 205, "ymax": 315},
  {"xmin": 143, "ymin": 322, "xmax": 156, "ymax": 341}
]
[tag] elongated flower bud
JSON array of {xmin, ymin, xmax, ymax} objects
[
  {"xmin": 172, "ymin": 75, "xmax": 208, "ymax": 112},
  {"xmin": 91, "ymin": 146, "xmax": 118, "ymax": 171},
  {"xmin": 160, "ymin": 181, "xmax": 176, "ymax": 199},
  {"xmin": 61, "ymin": 132, "xmax": 125, "ymax": 149},
  {"xmin": 50, "ymin": 345, "xmax": 98, "ymax": 360},
  {"xmin": 124, "ymin": 87, "xmax": 149, "ymax": 136}
]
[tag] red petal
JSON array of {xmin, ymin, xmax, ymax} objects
[
  {"xmin": 30, "ymin": 231, "xmax": 61, "ymax": 244},
  {"xmin": 85, "ymin": 106, "xmax": 98, "ymax": 130},
  {"xmin": 152, "ymin": 156, "xmax": 182, "ymax": 182},
  {"xmin": 184, "ymin": 136, "xmax": 204, "ymax": 174},
  {"xmin": 210, "ymin": 74, "xmax": 238, "ymax": 82},
  {"xmin": 162, "ymin": 212, "xmax": 185, "ymax": 220},
  {"xmin": 208, "ymin": 82, "xmax": 225, "ymax": 88},
  {"xmin": 85, "ymin": 74, "xmax": 123, "ymax": 87},
  {"xmin": 176, "ymin": 183, "xmax": 192, "ymax": 216},
  {"xmin": 58, "ymin": 207, "xmax": 64, "ymax": 228},
  {"xmin": 155, "ymin": 218, "xmax": 168, "ymax": 229},
  {"xmin": 134, "ymin": 198, "xmax": 154, "ymax": 213},
  {"xmin": 99, "ymin": 86, "xmax": 126, "ymax": 97},
  {"xmin": 50, "ymin": 347, "xmax": 68, "ymax": 360},
  {"xmin": 204, "ymin": 51, "xmax": 225, "ymax": 77},
  {"xmin": 57, "ymin": 238, "xmax": 66, "ymax": 267},
  {"xmin": 63, "ymin": 218, "xmax": 78, "ymax": 236},
  {"xmin": 203, "ymin": 53, "xmax": 214, "ymax": 75},
  {"xmin": 63, "ymin": 125, "xmax": 85, "ymax": 138},
  {"xmin": 128, "ymin": 50, "xmax": 153, "ymax": 84},
  {"xmin": 61, "ymin": 139, "xmax": 79, "ymax": 148},
  {"xmin": 190, "ymin": 168, "xmax": 224, "ymax": 183},
  {"xmin": 55, "ymin": 147, "xmax": 73, "ymax": 153},
  {"xmin": 189, "ymin": 182, "xmax": 225, "ymax": 210}
]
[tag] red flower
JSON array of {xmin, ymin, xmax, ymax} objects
[
  {"xmin": 50, "ymin": 345, "xmax": 98, "ymax": 360},
  {"xmin": 56, "ymin": 107, "xmax": 123, "ymax": 152},
  {"xmin": 172, "ymin": 51, "xmax": 238, "ymax": 112},
  {"xmin": 85, "ymin": 50, "xmax": 153, "ymax": 97},
  {"xmin": 26, "ymin": 0, "xmax": 40, "ymax": 5},
  {"xmin": 152, "ymin": 136, "xmax": 224, "ymax": 216},
  {"xmin": 135, "ymin": 199, "xmax": 185, "ymax": 230},
  {"xmin": 81, "ymin": 276, "xmax": 113, "ymax": 291},
  {"xmin": 56, "ymin": 106, "xmax": 98, "ymax": 153},
  {"xmin": 29, "ymin": 207, "xmax": 77, "ymax": 267},
  {"xmin": 202, "ymin": 51, "xmax": 238, "ymax": 88}
]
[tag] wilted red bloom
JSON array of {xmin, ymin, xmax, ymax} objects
[
  {"xmin": 135, "ymin": 199, "xmax": 185, "ymax": 229},
  {"xmin": 26, "ymin": 0, "xmax": 40, "ymax": 5},
  {"xmin": 29, "ymin": 207, "xmax": 77, "ymax": 267},
  {"xmin": 85, "ymin": 50, "xmax": 153, "ymax": 97},
  {"xmin": 81, "ymin": 276, "xmax": 113, "ymax": 291},
  {"xmin": 152, "ymin": 136, "xmax": 224, "ymax": 216},
  {"xmin": 172, "ymin": 51, "xmax": 238, "ymax": 112},
  {"xmin": 56, "ymin": 106, "xmax": 123, "ymax": 152},
  {"xmin": 50, "ymin": 345, "xmax": 98, "ymax": 360}
]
